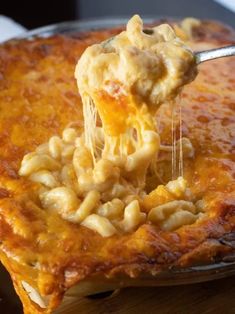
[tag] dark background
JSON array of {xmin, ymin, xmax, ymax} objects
[{"xmin": 1, "ymin": 0, "xmax": 235, "ymax": 29}]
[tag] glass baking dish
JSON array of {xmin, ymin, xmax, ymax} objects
[{"xmin": 1, "ymin": 17, "xmax": 235, "ymax": 314}]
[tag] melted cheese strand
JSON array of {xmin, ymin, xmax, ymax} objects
[
  {"xmin": 171, "ymin": 104, "xmax": 177, "ymax": 180},
  {"xmin": 179, "ymin": 100, "xmax": 184, "ymax": 177},
  {"xmin": 83, "ymin": 95, "xmax": 97, "ymax": 163}
]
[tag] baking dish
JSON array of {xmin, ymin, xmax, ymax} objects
[{"xmin": 0, "ymin": 16, "xmax": 235, "ymax": 314}]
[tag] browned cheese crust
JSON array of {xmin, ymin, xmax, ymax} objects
[{"xmin": 0, "ymin": 20, "xmax": 234, "ymax": 313}]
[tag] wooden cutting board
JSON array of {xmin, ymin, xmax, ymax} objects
[{"xmin": 55, "ymin": 276, "xmax": 235, "ymax": 314}]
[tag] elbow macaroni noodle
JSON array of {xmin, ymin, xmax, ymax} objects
[
  {"xmin": 19, "ymin": 16, "xmax": 204, "ymax": 237},
  {"xmin": 19, "ymin": 127, "xmax": 205, "ymax": 236}
]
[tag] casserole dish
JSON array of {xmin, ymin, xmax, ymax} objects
[{"xmin": 0, "ymin": 16, "xmax": 235, "ymax": 314}]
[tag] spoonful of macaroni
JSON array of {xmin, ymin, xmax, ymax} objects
[{"xmin": 75, "ymin": 14, "xmax": 198, "ymax": 187}]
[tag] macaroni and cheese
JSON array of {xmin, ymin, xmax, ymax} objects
[
  {"xmin": 19, "ymin": 16, "xmax": 202, "ymax": 237},
  {"xmin": 0, "ymin": 15, "xmax": 234, "ymax": 314}
]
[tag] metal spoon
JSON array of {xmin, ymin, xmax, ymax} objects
[
  {"xmin": 102, "ymin": 34, "xmax": 235, "ymax": 64},
  {"xmin": 195, "ymin": 45, "xmax": 235, "ymax": 64}
]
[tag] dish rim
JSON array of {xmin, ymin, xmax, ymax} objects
[{"xmin": 6, "ymin": 16, "xmax": 178, "ymax": 42}]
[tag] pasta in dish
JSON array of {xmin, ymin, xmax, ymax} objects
[{"xmin": 19, "ymin": 15, "xmax": 203, "ymax": 237}]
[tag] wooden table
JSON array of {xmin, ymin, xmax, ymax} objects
[{"xmin": 56, "ymin": 276, "xmax": 235, "ymax": 314}]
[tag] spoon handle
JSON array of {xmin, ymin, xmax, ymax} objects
[{"xmin": 195, "ymin": 45, "xmax": 235, "ymax": 64}]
